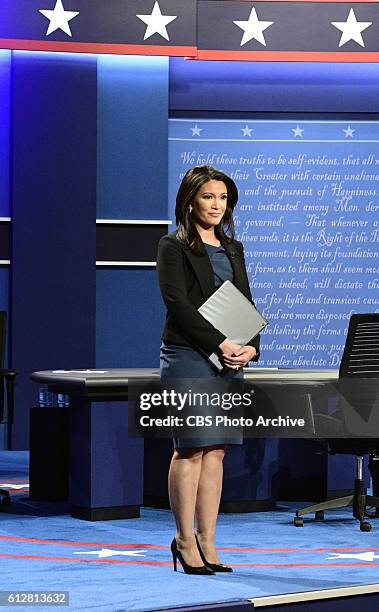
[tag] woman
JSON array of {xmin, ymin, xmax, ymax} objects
[{"xmin": 156, "ymin": 165, "xmax": 260, "ymax": 575}]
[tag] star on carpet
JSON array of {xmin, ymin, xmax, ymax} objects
[
  {"xmin": 327, "ymin": 552, "xmax": 379, "ymax": 562},
  {"xmin": 73, "ymin": 548, "xmax": 147, "ymax": 559},
  {"xmin": 137, "ymin": 1, "xmax": 177, "ymax": 41},
  {"xmin": 233, "ymin": 6, "xmax": 274, "ymax": 47},
  {"xmin": 331, "ymin": 8, "xmax": 372, "ymax": 48},
  {"xmin": 39, "ymin": 0, "xmax": 79, "ymax": 37},
  {"xmin": 0, "ymin": 483, "xmax": 29, "ymax": 490}
]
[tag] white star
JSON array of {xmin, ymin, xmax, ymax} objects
[
  {"xmin": 343, "ymin": 125, "xmax": 355, "ymax": 138},
  {"xmin": 331, "ymin": 9, "xmax": 372, "ymax": 48},
  {"xmin": 292, "ymin": 125, "xmax": 304, "ymax": 138},
  {"xmin": 0, "ymin": 483, "xmax": 29, "ymax": 490},
  {"xmin": 327, "ymin": 552, "xmax": 379, "ymax": 562},
  {"xmin": 233, "ymin": 7, "xmax": 274, "ymax": 47},
  {"xmin": 190, "ymin": 125, "xmax": 202, "ymax": 137},
  {"xmin": 39, "ymin": 0, "xmax": 79, "ymax": 37},
  {"xmin": 241, "ymin": 125, "xmax": 253, "ymax": 137},
  {"xmin": 136, "ymin": 1, "xmax": 177, "ymax": 41},
  {"xmin": 73, "ymin": 548, "xmax": 147, "ymax": 559}
]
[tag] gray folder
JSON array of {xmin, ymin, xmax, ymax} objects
[{"xmin": 198, "ymin": 280, "xmax": 268, "ymax": 371}]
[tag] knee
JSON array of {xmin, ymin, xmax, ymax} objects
[{"xmin": 203, "ymin": 446, "xmax": 225, "ymax": 462}]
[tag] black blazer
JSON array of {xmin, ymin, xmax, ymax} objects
[{"xmin": 156, "ymin": 231, "xmax": 260, "ymax": 361}]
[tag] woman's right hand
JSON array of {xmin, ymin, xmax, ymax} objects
[{"xmin": 218, "ymin": 339, "xmax": 244, "ymax": 369}]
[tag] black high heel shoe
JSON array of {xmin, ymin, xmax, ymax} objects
[
  {"xmin": 195, "ymin": 534, "xmax": 233, "ymax": 573},
  {"xmin": 171, "ymin": 538, "xmax": 215, "ymax": 575}
]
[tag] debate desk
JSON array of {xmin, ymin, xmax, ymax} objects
[{"xmin": 31, "ymin": 368, "xmax": 339, "ymax": 520}]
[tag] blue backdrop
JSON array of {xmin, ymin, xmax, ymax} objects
[
  {"xmin": 169, "ymin": 118, "xmax": 379, "ymax": 368},
  {"xmin": 0, "ymin": 51, "xmax": 10, "ymax": 218},
  {"xmin": 95, "ymin": 54, "xmax": 168, "ymax": 371}
]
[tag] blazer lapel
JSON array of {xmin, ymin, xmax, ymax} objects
[
  {"xmin": 183, "ymin": 243, "xmax": 215, "ymax": 298},
  {"xmin": 183, "ymin": 237, "xmax": 249, "ymax": 299},
  {"xmin": 221, "ymin": 239, "xmax": 249, "ymax": 296}
]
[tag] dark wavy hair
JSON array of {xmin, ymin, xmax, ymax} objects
[{"xmin": 175, "ymin": 165, "xmax": 238, "ymax": 254}]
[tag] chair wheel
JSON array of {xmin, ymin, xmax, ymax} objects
[
  {"xmin": 360, "ymin": 521, "xmax": 372, "ymax": 532},
  {"xmin": 315, "ymin": 511, "xmax": 324, "ymax": 521},
  {"xmin": 294, "ymin": 517, "xmax": 303, "ymax": 527}
]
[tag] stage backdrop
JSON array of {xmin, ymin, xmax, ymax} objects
[{"xmin": 169, "ymin": 118, "xmax": 379, "ymax": 369}]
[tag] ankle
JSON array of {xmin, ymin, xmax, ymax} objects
[
  {"xmin": 196, "ymin": 532, "xmax": 214, "ymax": 547},
  {"xmin": 176, "ymin": 534, "xmax": 196, "ymax": 548}
]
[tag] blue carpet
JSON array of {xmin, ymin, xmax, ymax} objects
[{"xmin": 1, "ymin": 451, "xmax": 379, "ymax": 611}]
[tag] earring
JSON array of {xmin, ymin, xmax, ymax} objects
[{"xmin": 188, "ymin": 206, "xmax": 193, "ymax": 213}]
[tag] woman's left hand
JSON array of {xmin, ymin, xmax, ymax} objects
[{"xmin": 221, "ymin": 345, "xmax": 257, "ymax": 369}]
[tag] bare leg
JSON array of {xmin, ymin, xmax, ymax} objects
[
  {"xmin": 195, "ymin": 445, "xmax": 226, "ymax": 564},
  {"xmin": 168, "ymin": 447, "xmax": 205, "ymax": 567}
]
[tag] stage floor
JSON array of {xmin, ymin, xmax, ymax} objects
[{"xmin": 1, "ymin": 451, "xmax": 379, "ymax": 611}]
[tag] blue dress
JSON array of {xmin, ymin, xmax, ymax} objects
[{"xmin": 160, "ymin": 243, "xmax": 244, "ymax": 448}]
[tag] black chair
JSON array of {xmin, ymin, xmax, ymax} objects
[
  {"xmin": 0, "ymin": 310, "xmax": 17, "ymax": 509},
  {"xmin": 294, "ymin": 313, "xmax": 379, "ymax": 531}
]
